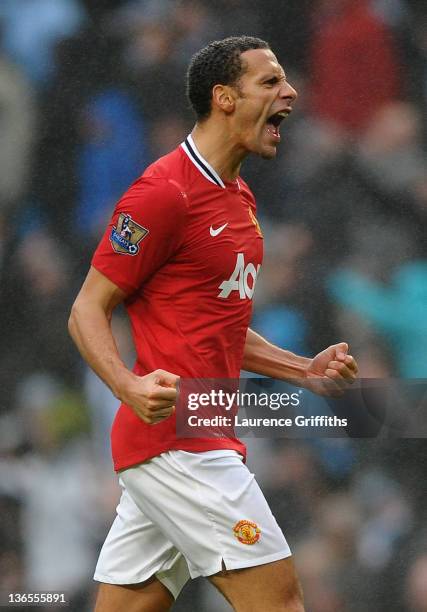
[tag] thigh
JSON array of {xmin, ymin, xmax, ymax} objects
[
  {"xmin": 120, "ymin": 450, "xmax": 291, "ymax": 579},
  {"xmin": 94, "ymin": 482, "xmax": 190, "ymax": 600},
  {"xmin": 94, "ymin": 578, "xmax": 173, "ymax": 612},
  {"xmin": 209, "ymin": 557, "xmax": 304, "ymax": 612}
]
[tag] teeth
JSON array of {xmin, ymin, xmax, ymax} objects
[{"xmin": 277, "ymin": 111, "xmax": 289, "ymax": 118}]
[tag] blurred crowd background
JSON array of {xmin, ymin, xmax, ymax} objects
[{"xmin": 0, "ymin": 0, "xmax": 426, "ymax": 610}]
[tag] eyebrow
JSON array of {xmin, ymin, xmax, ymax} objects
[{"xmin": 261, "ymin": 72, "xmax": 287, "ymax": 82}]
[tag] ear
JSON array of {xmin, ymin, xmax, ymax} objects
[{"xmin": 212, "ymin": 84, "xmax": 236, "ymax": 115}]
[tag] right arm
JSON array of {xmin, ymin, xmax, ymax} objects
[{"xmin": 68, "ymin": 266, "xmax": 179, "ymax": 424}]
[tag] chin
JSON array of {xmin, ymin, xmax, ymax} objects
[
  {"xmin": 245, "ymin": 137, "xmax": 278, "ymax": 159},
  {"xmin": 259, "ymin": 145, "xmax": 278, "ymax": 160}
]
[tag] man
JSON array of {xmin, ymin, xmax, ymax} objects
[{"xmin": 69, "ymin": 36, "xmax": 358, "ymax": 612}]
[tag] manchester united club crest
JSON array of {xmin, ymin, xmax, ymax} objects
[
  {"xmin": 110, "ymin": 213, "xmax": 149, "ymax": 255},
  {"xmin": 233, "ymin": 520, "xmax": 261, "ymax": 545},
  {"xmin": 248, "ymin": 207, "xmax": 263, "ymax": 237}
]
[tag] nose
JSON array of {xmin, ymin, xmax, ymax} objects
[{"xmin": 279, "ymin": 81, "xmax": 298, "ymax": 104}]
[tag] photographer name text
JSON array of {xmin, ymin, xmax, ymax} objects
[{"xmin": 187, "ymin": 415, "xmax": 347, "ymax": 428}]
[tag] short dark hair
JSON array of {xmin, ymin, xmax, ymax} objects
[{"xmin": 186, "ymin": 36, "xmax": 270, "ymax": 121}]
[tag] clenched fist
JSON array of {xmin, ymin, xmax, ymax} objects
[
  {"xmin": 119, "ymin": 369, "xmax": 180, "ymax": 424},
  {"xmin": 305, "ymin": 342, "xmax": 358, "ymax": 396}
]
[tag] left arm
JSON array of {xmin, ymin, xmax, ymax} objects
[
  {"xmin": 243, "ymin": 328, "xmax": 358, "ymax": 393},
  {"xmin": 242, "ymin": 328, "xmax": 310, "ymax": 380}
]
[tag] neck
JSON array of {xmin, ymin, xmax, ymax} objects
[{"xmin": 191, "ymin": 120, "xmax": 248, "ymax": 182}]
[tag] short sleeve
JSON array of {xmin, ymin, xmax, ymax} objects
[{"xmin": 91, "ymin": 177, "xmax": 187, "ymax": 295}]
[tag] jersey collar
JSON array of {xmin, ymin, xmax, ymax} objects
[{"xmin": 181, "ymin": 134, "xmax": 226, "ymax": 189}]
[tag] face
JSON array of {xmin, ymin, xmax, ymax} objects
[{"xmin": 229, "ymin": 48, "xmax": 298, "ymax": 159}]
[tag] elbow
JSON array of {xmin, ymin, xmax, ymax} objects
[{"xmin": 68, "ymin": 300, "xmax": 81, "ymax": 341}]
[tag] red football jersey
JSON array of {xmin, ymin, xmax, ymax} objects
[{"xmin": 92, "ymin": 135, "xmax": 263, "ymax": 470}]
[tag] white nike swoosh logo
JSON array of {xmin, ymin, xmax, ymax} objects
[{"xmin": 210, "ymin": 223, "xmax": 228, "ymax": 237}]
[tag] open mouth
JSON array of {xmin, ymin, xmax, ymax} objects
[{"xmin": 265, "ymin": 110, "xmax": 290, "ymax": 140}]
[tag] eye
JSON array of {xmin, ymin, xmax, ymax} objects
[{"xmin": 264, "ymin": 78, "xmax": 278, "ymax": 86}]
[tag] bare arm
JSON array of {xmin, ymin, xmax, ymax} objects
[
  {"xmin": 68, "ymin": 266, "xmax": 179, "ymax": 423},
  {"xmin": 243, "ymin": 328, "xmax": 358, "ymax": 393},
  {"xmin": 242, "ymin": 328, "xmax": 310, "ymax": 379},
  {"xmin": 68, "ymin": 267, "xmax": 131, "ymax": 396}
]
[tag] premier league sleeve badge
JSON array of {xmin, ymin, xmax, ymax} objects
[{"xmin": 110, "ymin": 213, "xmax": 149, "ymax": 255}]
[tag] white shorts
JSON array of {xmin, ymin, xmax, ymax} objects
[{"xmin": 94, "ymin": 450, "xmax": 291, "ymax": 599}]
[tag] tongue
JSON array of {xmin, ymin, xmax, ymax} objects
[{"xmin": 266, "ymin": 122, "xmax": 279, "ymax": 136}]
